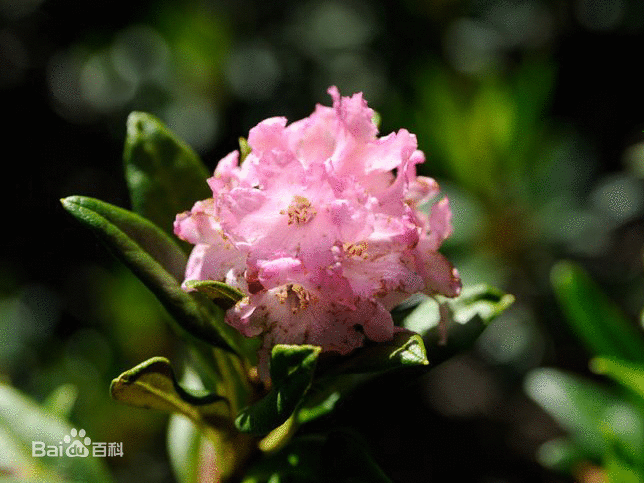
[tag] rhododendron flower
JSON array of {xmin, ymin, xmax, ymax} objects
[{"xmin": 174, "ymin": 86, "xmax": 461, "ymax": 380}]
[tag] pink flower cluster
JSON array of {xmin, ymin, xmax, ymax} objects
[{"xmin": 175, "ymin": 87, "xmax": 460, "ymax": 378}]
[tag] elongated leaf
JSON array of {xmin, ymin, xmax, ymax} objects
[
  {"xmin": 167, "ymin": 414, "xmax": 205, "ymax": 483},
  {"xmin": 167, "ymin": 414, "xmax": 217, "ymax": 483},
  {"xmin": 41, "ymin": 383, "xmax": 78, "ymax": 421},
  {"xmin": 525, "ymin": 368, "xmax": 611, "ymax": 459},
  {"xmin": 60, "ymin": 196, "xmax": 244, "ymax": 354},
  {"xmin": 524, "ymin": 368, "xmax": 643, "ymax": 461},
  {"xmin": 184, "ymin": 279, "xmax": 245, "ymax": 311},
  {"xmin": 123, "ymin": 112, "xmax": 211, "ymax": 237},
  {"xmin": 110, "ymin": 357, "xmax": 230, "ymax": 429},
  {"xmin": 62, "ymin": 195, "xmax": 187, "ymax": 280},
  {"xmin": 236, "ymin": 345, "xmax": 321, "ymax": 435},
  {"xmin": 0, "ymin": 384, "xmax": 113, "ymax": 483},
  {"xmin": 591, "ymin": 357, "xmax": 644, "ymax": 403},
  {"xmin": 551, "ymin": 261, "xmax": 644, "ymax": 363}
]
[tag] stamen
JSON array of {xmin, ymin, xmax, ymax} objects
[{"xmin": 281, "ymin": 195, "xmax": 316, "ymax": 225}]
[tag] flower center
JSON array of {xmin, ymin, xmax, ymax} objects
[
  {"xmin": 343, "ymin": 240, "xmax": 369, "ymax": 259},
  {"xmin": 276, "ymin": 283, "xmax": 318, "ymax": 313},
  {"xmin": 281, "ymin": 195, "xmax": 316, "ymax": 225}
]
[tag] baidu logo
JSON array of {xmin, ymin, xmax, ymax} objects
[
  {"xmin": 65, "ymin": 428, "xmax": 91, "ymax": 457},
  {"xmin": 32, "ymin": 429, "xmax": 123, "ymax": 458}
]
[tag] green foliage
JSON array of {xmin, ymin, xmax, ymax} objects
[
  {"xmin": 58, "ymin": 111, "xmax": 516, "ymax": 482},
  {"xmin": 236, "ymin": 345, "xmax": 321, "ymax": 436},
  {"xmin": 184, "ymin": 279, "xmax": 245, "ymax": 311},
  {"xmin": 319, "ymin": 331, "xmax": 429, "ymax": 376},
  {"xmin": 591, "ymin": 357, "xmax": 644, "ymax": 402},
  {"xmin": 123, "ymin": 111, "xmax": 211, "ymax": 238},
  {"xmin": 110, "ymin": 356, "xmax": 231, "ymax": 430},
  {"xmin": 0, "ymin": 383, "xmax": 113, "ymax": 483},
  {"xmin": 402, "ymin": 284, "xmax": 515, "ymax": 366},
  {"xmin": 60, "ymin": 196, "xmax": 244, "ymax": 355},
  {"xmin": 527, "ymin": 261, "xmax": 644, "ymax": 481},
  {"xmin": 414, "ymin": 59, "xmax": 557, "ymax": 204},
  {"xmin": 551, "ymin": 261, "xmax": 644, "ymax": 363}
]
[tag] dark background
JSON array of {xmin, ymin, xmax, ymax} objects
[{"xmin": 2, "ymin": 0, "xmax": 644, "ymax": 481}]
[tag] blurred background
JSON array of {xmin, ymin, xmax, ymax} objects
[{"xmin": 2, "ymin": 0, "xmax": 644, "ymax": 481}]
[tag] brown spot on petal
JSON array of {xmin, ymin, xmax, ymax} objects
[{"xmin": 247, "ymin": 279, "xmax": 264, "ymax": 294}]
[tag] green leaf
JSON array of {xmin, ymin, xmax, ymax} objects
[
  {"xmin": 298, "ymin": 287, "xmax": 513, "ymax": 428},
  {"xmin": 60, "ymin": 196, "xmax": 244, "ymax": 354},
  {"xmin": 604, "ymin": 448, "xmax": 644, "ymax": 483},
  {"xmin": 591, "ymin": 357, "xmax": 644, "ymax": 404},
  {"xmin": 239, "ymin": 136, "xmax": 251, "ymax": 162},
  {"xmin": 184, "ymin": 279, "xmax": 245, "ymax": 311},
  {"xmin": 524, "ymin": 368, "xmax": 644, "ymax": 461},
  {"xmin": 164, "ymin": 363, "xmax": 256, "ymax": 483},
  {"xmin": 61, "ymin": 195, "xmax": 187, "ymax": 280},
  {"xmin": 0, "ymin": 383, "xmax": 113, "ymax": 483},
  {"xmin": 536, "ymin": 437, "xmax": 587, "ymax": 474},
  {"xmin": 401, "ymin": 284, "xmax": 514, "ymax": 334},
  {"xmin": 41, "ymin": 383, "xmax": 78, "ymax": 421},
  {"xmin": 293, "ymin": 333, "xmax": 430, "ymax": 428},
  {"xmin": 551, "ymin": 261, "xmax": 644, "ymax": 363},
  {"xmin": 167, "ymin": 413, "xmax": 213, "ymax": 483},
  {"xmin": 236, "ymin": 345, "xmax": 321, "ymax": 436},
  {"xmin": 123, "ymin": 111, "xmax": 212, "ymax": 238},
  {"xmin": 242, "ymin": 431, "xmax": 392, "ymax": 483},
  {"xmin": 167, "ymin": 414, "xmax": 200, "ymax": 483},
  {"xmin": 110, "ymin": 357, "xmax": 231, "ymax": 430},
  {"xmin": 166, "ymin": 411, "xmax": 255, "ymax": 483},
  {"xmin": 525, "ymin": 368, "xmax": 610, "ymax": 459},
  {"xmin": 296, "ymin": 391, "xmax": 342, "ymax": 425},
  {"xmin": 318, "ymin": 330, "xmax": 429, "ymax": 376},
  {"xmin": 401, "ymin": 284, "xmax": 514, "ymax": 366}
]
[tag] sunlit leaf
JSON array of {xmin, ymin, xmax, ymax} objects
[
  {"xmin": 524, "ymin": 368, "xmax": 641, "ymax": 461},
  {"xmin": 604, "ymin": 448, "xmax": 644, "ymax": 483},
  {"xmin": 235, "ymin": 345, "xmax": 321, "ymax": 436},
  {"xmin": 41, "ymin": 383, "xmax": 78, "ymax": 421},
  {"xmin": 184, "ymin": 279, "xmax": 245, "ymax": 311},
  {"xmin": 401, "ymin": 284, "xmax": 514, "ymax": 366},
  {"xmin": 167, "ymin": 413, "xmax": 216, "ymax": 483},
  {"xmin": 0, "ymin": 383, "xmax": 113, "ymax": 483},
  {"xmin": 401, "ymin": 284, "xmax": 514, "ymax": 334},
  {"xmin": 123, "ymin": 111, "xmax": 211, "ymax": 238},
  {"xmin": 591, "ymin": 357, "xmax": 644, "ymax": 404},
  {"xmin": 164, "ymin": 364, "xmax": 256, "ymax": 483},
  {"xmin": 551, "ymin": 261, "xmax": 644, "ymax": 363},
  {"xmin": 110, "ymin": 357, "xmax": 231, "ymax": 430},
  {"xmin": 166, "ymin": 411, "xmax": 255, "ymax": 483},
  {"xmin": 239, "ymin": 136, "xmax": 251, "ymax": 162},
  {"xmin": 60, "ymin": 196, "xmax": 244, "ymax": 354},
  {"xmin": 295, "ymin": 391, "xmax": 341, "ymax": 425}
]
